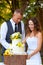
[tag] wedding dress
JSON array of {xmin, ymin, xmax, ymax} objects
[{"xmin": 26, "ymin": 37, "xmax": 42, "ymax": 65}]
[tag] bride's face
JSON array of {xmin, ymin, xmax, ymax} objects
[{"xmin": 28, "ymin": 20, "xmax": 34, "ymax": 31}]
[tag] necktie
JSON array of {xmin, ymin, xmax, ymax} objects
[{"xmin": 15, "ymin": 23, "xmax": 18, "ymax": 32}]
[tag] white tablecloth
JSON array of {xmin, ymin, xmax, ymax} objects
[{"xmin": 0, "ymin": 62, "xmax": 5, "ymax": 65}]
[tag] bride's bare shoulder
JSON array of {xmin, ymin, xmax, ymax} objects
[
  {"xmin": 26, "ymin": 34, "xmax": 30, "ymax": 38},
  {"xmin": 37, "ymin": 32, "xmax": 42, "ymax": 38}
]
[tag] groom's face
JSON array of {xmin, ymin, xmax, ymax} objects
[{"xmin": 13, "ymin": 13, "xmax": 22, "ymax": 24}]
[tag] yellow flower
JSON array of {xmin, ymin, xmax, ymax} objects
[
  {"xmin": 15, "ymin": 36, "xmax": 18, "ymax": 39},
  {"xmin": 16, "ymin": 42, "xmax": 24, "ymax": 47},
  {"xmin": 3, "ymin": 48, "xmax": 14, "ymax": 56},
  {"xmin": 3, "ymin": 49, "xmax": 10, "ymax": 56}
]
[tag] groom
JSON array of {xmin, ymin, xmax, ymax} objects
[{"xmin": 1, "ymin": 9, "xmax": 25, "ymax": 61}]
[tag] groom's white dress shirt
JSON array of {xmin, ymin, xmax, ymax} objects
[{"xmin": 1, "ymin": 18, "xmax": 25, "ymax": 49}]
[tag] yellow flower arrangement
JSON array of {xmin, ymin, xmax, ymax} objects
[
  {"xmin": 3, "ymin": 44, "xmax": 14, "ymax": 56},
  {"xmin": 3, "ymin": 48, "xmax": 14, "ymax": 56},
  {"xmin": 10, "ymin": 32, "xmax": 22, "ymax": 40},
  {"xmin": 16, "ymin": 42, "xmax": 24, "ymax": 47},
  {"xmin": 3, "ymin": 49, "xmax": 11, "ymax": 56}
]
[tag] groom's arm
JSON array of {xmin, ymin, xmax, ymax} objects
[{"xmin": 1, "ymin": 22, "xmax": 10, "ymax": 49}]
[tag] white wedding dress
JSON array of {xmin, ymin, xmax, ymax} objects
[{"xmin": 26, "ymin": 37, "xmax": 42, "ymax": 65}]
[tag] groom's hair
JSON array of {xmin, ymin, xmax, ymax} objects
[{"xmin": 14, "ymin": 9, "xmax": 23, "ymax": 15}]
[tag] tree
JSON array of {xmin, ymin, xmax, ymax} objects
[
  {"xmin": 0, "ymin": 0, "xmax": 43, "ymax": 27},
  {"xmin": 0, "ymin": 0, "xmax": 29, "ymax": 24}
]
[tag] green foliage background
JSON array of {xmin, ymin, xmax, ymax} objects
[{"xmin": 0, "ymin": 0, "xmax": 43, "ymax": 27}]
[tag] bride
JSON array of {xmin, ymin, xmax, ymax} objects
[{"xmin": 23, "ymin": 17, "xmax": 42, "ymax": 65}]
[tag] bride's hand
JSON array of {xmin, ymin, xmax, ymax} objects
[
  {"xmin": 27, "ymin": 55, "xmax": 31, "ymax": 59},
  {"xmin": 22, "ymin": 37, "xmax": 27, "ymax": 44},
  {"xmin": 22, "ymin": 39, "xmax": 26, "ymax": 44},
  {"xmin": 22, "ymin": 41, "xmax": 25, "ymax": 44}
]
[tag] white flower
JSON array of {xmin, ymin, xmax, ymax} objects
[
  {"xmin": 25, "ymin": 13, "xmax": 28, "ymax": 15},
  {"xmin": 23, "ymin": 14, "xmax": 26, "ymax": 17},
  {"xmin": 33, "ymin": 2, "xmax": 36, "ymax": 5},
  {"xmin": 28, "ymin": 10, "xmax": 31, "ymax": 12},
  {"xmin": 41, "ymin": 3, "xmax": 43, "ymax": 8},
  {"xmin": 27, "ymin": 6, "xmax": 30, "ymax": 8}
]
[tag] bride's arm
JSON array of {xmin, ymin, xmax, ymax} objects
[
  {"xmin": 22, "ymin": 38, "xmax": 26, "ymax": 44},
  {"xmin": 28, "ymin": 32, "xmax": 42, "ymax": 59},
  {"xmin": 22, "ymin": 36, "xmax": 28, "ymax": 44}
]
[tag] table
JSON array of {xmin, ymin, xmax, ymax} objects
[{"xmin": 4, "ymin": 55, "xmax": 27, "ymax": 65}]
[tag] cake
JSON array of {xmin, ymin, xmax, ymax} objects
[
  {"xmin": 4, "ymin": 32, "xmax": 26, "ymax": 55},
  {"xmin": 10, "ymin": 32, "xmax": 25, "ymax": 54}
]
